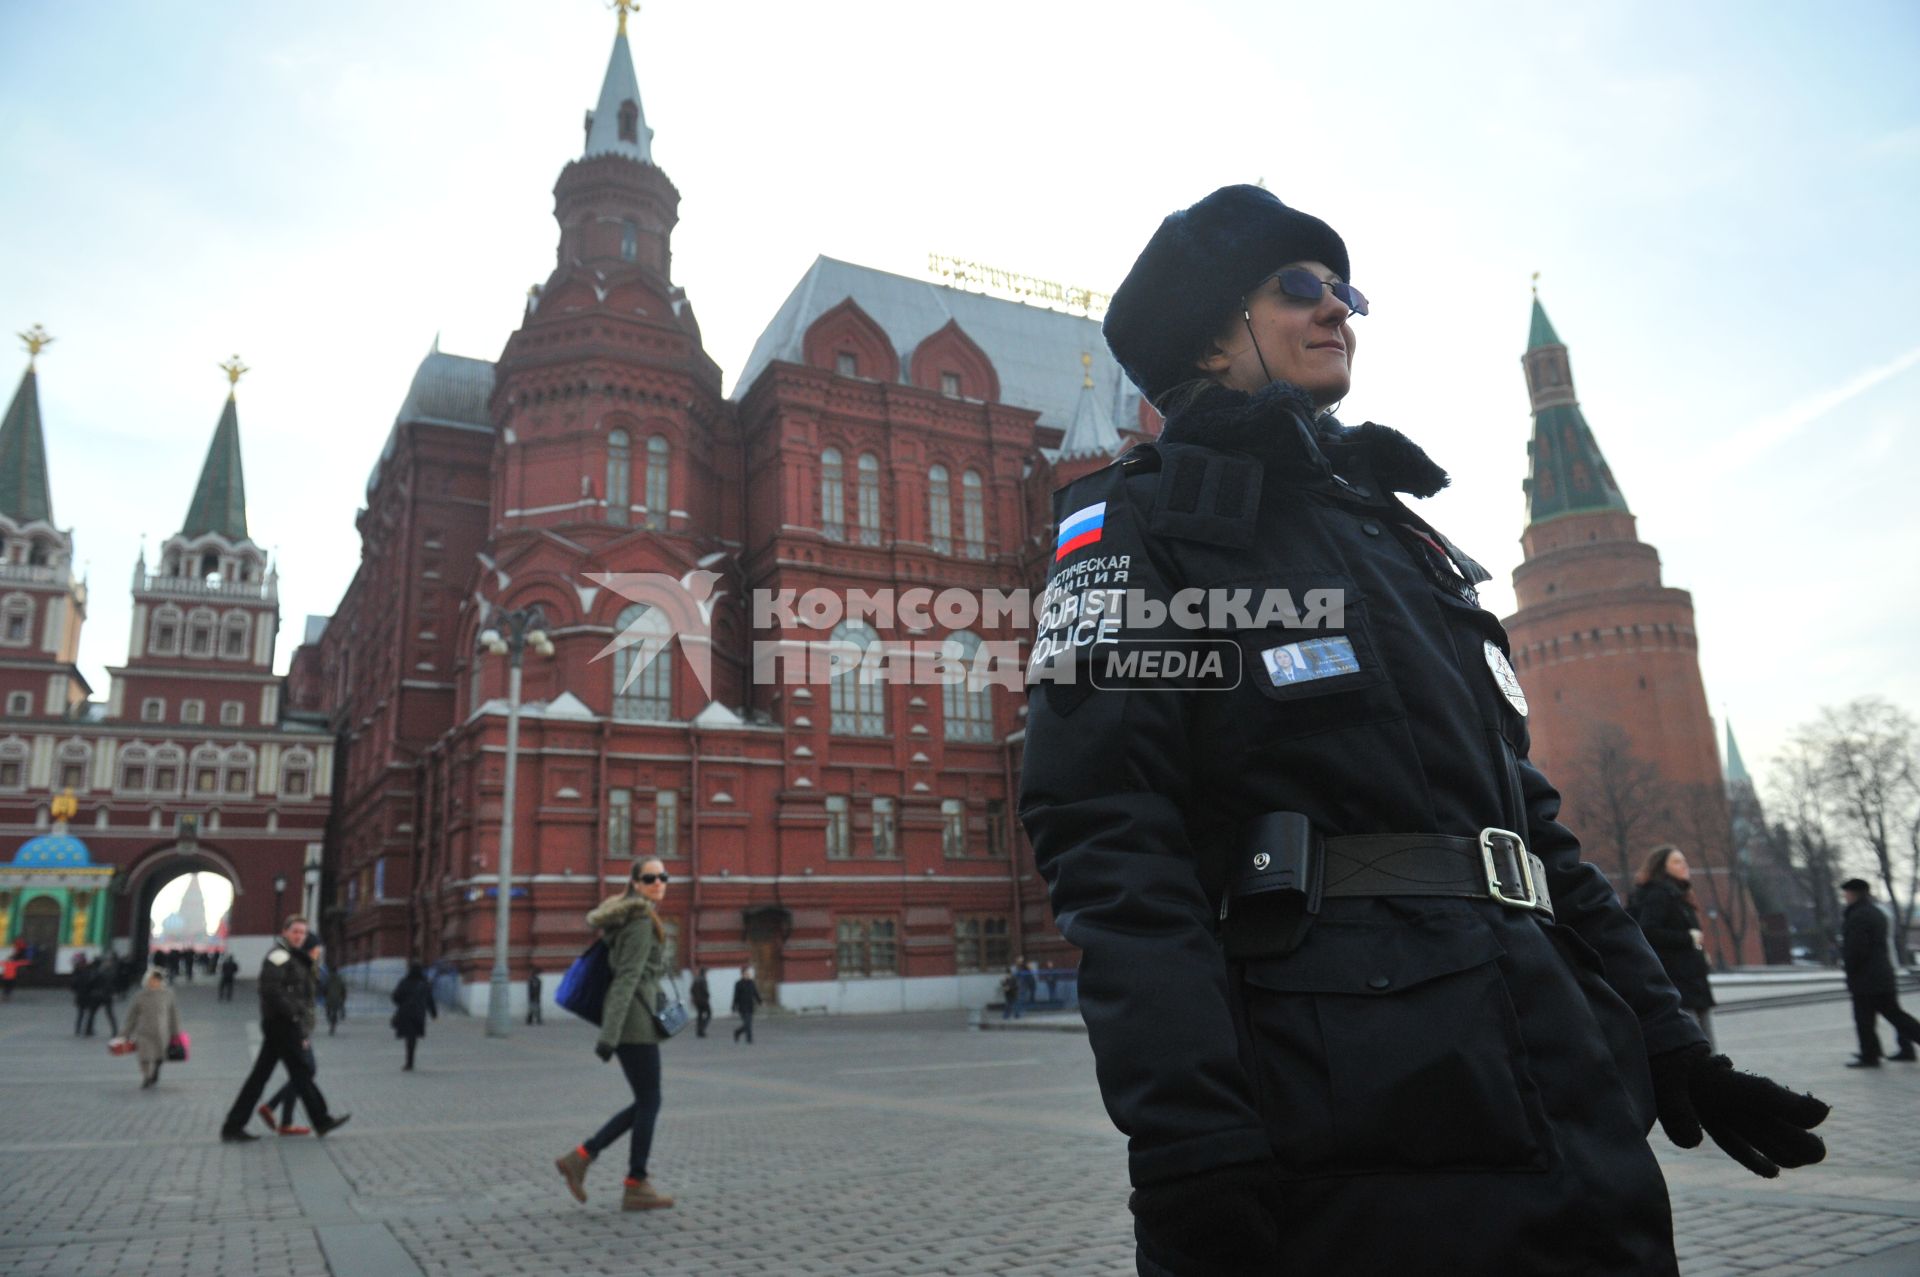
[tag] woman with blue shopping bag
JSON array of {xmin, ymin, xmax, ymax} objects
[{"xmin": 554, "ymin": 857, "xmax": 683, "ymax": 1211}]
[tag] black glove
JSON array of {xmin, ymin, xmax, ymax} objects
[
  {"xmin": 594, "ymin": 1042, "xmax": 615, "ymax": 1062},
  {"xmin": 1129, "ymin": 1160, "xmax": 1279, "ymax": 1275},
  {"xmin": 1650, "ymin": 1044, "xmax": 1830, "ymax": 1178}
]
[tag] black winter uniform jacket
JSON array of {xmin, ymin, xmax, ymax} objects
[{"xmin": 1019, "ymin": 382, "xmax": 1706, "ymax": 1274}]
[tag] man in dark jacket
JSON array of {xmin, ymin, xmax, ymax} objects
[
  {"xmin": 218, "ymin": 953, "xmax": 239, "ymax": 1001},
  {"xmin": 1021, "ymin": 184, "xmax": 1830, "ymax": 1275},
  {"xmin": 731, "ymin": 967, "xmax": 761, "ymax": 1044},
  {"xmin": 219, "ymin": 917, "xmax": 348, "ymax": 1141},
  {"xmin": 1842, "ymin": 879, "xmax": 1920, "ymax": 1067},
  {"xmin": 689, "ymin": 967, "xmax": 711, "ymax": 1037}
]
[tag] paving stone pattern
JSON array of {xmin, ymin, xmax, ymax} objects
[{"xmin": 0, "ymin": 983, "xmax": 1915, "ymax": 1274}]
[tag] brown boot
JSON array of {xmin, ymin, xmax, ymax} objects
[
  {"xmin": 621, "ymin": 1177, "xmax": 675, "ymax": 1211},
  {"xmin": 555, "ymin": 1146, "xmax": 591, "ymax": 1203}
]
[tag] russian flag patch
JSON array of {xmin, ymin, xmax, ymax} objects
[{"xmin": 1054, "ymin": 502, "xmax": 1107, "ymax": 561}]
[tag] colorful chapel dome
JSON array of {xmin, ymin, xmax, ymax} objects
[{"xmin": 12, "ymin": 832, "xmax": 93, "ymax": 867}]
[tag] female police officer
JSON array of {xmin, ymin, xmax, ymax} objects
[{"xmin": 1018, "ymin": 185, "xmax": 1829, "ymax": 1276}]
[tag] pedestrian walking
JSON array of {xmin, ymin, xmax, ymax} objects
[
  {"xmin": 999, "ymin": 964, "xmax": 1023, "ymax": 1021},
  {"xmin": 219, "ymin": 916, "xmax": 348, "ymax": 1142},
  {"xmin": 526, "ymin": 966, "xmax": 544, "ymax": 1025},
  {"xmin": 1017, "ymin": 956, "xmax": 1038, "ymax": 1010},
  {"xmin": 731, "ymin": 965, "xmax": 761, "ymax": 1044},
  {"xmin": 261, "ymin": 937, "xmax": 325, "ymax": 1134},
  {"xmin": 1019, "ymin": 184, "xmax": 1830, "ymax": 1274},
  {"xmin": 554, "ymin": 857, "xmax": 676, "ymax": 1211},
  {"xmin": 324, "ymin": 966, "xmax": 347, "ymax": 1035},
  {"xmin": 390, "ymin": 961, "xmax": 437, "ymax": 1071},
  {"xmin": 1629, "ymin": 845, "xmax": 1718, "ymax": 1050},
  {"xmin": 217, "ymin": 953, "xmax": 238, "ymax": 1002},
  {"xmin": 121, "ymin": 969, "xmax": 182, "ymax": 1089},
  {"xmin": 1841, "ymin": 878, "xmax": 1920, "ymax": 1067},
  {"xmin": 689, "ymin": 967, "xmax": 711, "ymax": 1037},
  {"xmin": 71, "ymin": 954, "xmax": 92, "ymax": 1035}
]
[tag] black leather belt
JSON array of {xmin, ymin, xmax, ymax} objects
[
  {"xmin": 1322, "ymin": 828, "xmax": 1554, "ymax": 919},
  {"xmin": 1222, "ymin": 819, "xmax": 1555, "ymax": 959}
]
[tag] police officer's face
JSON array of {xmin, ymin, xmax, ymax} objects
[{"xmin": 1199, "ymin": 259, "xmax": 1356, "ymax": 406}]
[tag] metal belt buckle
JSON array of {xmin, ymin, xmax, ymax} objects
[{"xmin": 1478, "ymin": 827, "xmax": 1539, "ymax": 911}]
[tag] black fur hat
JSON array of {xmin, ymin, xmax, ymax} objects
[{"xmin": 1104, "ymin": 185, "xmax": 1349, "ymax": 407}]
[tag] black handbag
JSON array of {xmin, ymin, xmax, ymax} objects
[{"xmin": 651, "ymin": 974, "xmax": 690, "ymax": 1038}]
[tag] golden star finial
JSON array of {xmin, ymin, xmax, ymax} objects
[
  {"xmin": 1081, "ymin": 350, "xmax": 1094, "ymax": 389},
  {"xmin": 219, "ymin": 354, "xmax": 249, "ymax": 397},
  {"xmin": 19, "ymin": 324, "xmax": 52, "ymax": 367},
  {"xmin": 611, "ymin": 0, "xmax": 639, "ymax": 34},
  {"xmin": 1531, "ymin": 270, "xmax": 1541, "ymax": 296}
]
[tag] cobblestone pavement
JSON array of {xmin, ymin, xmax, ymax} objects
[{"xmin": 0, "ymin": 984, "xmax": 1915, "ymax": 1275}]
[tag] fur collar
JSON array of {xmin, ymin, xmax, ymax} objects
[
  {"xmin": 1156, "ymin": 380, "xmax": 1450, "ymax": 498},
  {"xmin": 587, "ymin": 892, "xmax": 658, "ymax": 932}
]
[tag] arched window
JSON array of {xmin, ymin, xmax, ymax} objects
[
  {"xmin": 222, "ymin": 746, "xmax": 255, "ymax": 796},
  {"xmin": 820, "ymin": 448, "xmax": 845, "ymax": 541},
  {"xmin": 191, "ymin": 746, "xmax": 222, "ymax": 795},
  {"xmin": 0, "ymin": 593, "xmax": 32, "ymax": 647},
  {"xmin": 961, "ymin": 470, "xmax": 986, "ymax": 559},
  {"xmin": 612, "ymin": 604, "xmax": 673, "ymax": 722},
  {"xmin": 186, "ymin": 608, "xmax": 216, "ymax": 657},
  {"xmin": 829, "ymin": 620, "xmax": 887, "ymax": 736},
  {"xmin": 856, "ymin": 453, "xmax": 882, "ymax": 546},
  {"xmin": 55, "ymin": 740, "xmax": 90, "ymax": 792},
  {"xmin": 620, "ymin": 220, "xmax": 638, "ymax": 262},
  {"xmin": 618, "ymin": 99, "xmax": 639, "ymax": 144},
  {"xmin": 119, "ymin": 744, "xmax": 151, "ymax": 793},
  {"xmin": 941, "ymin": 630, "xmax": 994, "ymax": 742},
  {"xmin": 281, "ymin": 749, "xmax": 314, "ymax": 798},
  {"xmin": 151, "ymin": 746, "xmax": 184, "ymax": 795},
  {"xmin": 0, "ymin": 738, "xmax": 27, "ymax": 791},
  {"xmin": 927, "ymin": 465, "xmax": 952, "ymax": 554},
  {"xmin": 221, "ymin": 611, "xmax": 251, "ymax": 661},
  {"xmin": 645, "ymin": 435, "xmax": 669, "ymax": 530},
  {"xmin": 149, "ymin": 605, "xmax": 182, "ymax": 655},
  {"xmin": 606, "ymin": 428, "xmax": 631, "ymax": 526}
]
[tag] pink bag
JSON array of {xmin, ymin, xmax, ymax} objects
[{"xmin": 166, "ymin": 1031, "xmax": 189, "ymax": 1062}]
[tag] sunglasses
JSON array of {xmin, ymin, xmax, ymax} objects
[
  {"xmin": 638, "ymin": 873, "xmax": 670, "ymax": 885},
  {"xmin": 1257, "ymin": 267, "xmax": 1369, "ymax": 317}
]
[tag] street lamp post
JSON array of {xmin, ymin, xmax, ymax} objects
[
  {"xmin": 273, "ymin": 874, "xmax": 287, "ymax": 928},
  {"xmin": 478, "ymin": 605, "xmax": 555, "ymax": 1037}
]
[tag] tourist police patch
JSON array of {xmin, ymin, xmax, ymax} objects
[{"xmin": 1484, "ymin": 640, "xmax": 1528, "ymax": 717}]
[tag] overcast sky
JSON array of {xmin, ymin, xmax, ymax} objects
[{"xmin": 2, "ymin": 0, "xmax": 1915, "ymax": 785}]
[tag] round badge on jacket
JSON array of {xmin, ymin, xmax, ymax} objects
[{"xmin": 1484, "ymin": 640, "xmax": 1529, "ymax": 717}]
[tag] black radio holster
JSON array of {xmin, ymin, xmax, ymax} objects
[{"xmin": 1220, "ymin": 812, "xmax": 1324, "ymax": 959}]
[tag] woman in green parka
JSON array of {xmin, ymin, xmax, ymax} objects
[{"xmin": 554, "ymin": 857, "xmax": 676, "ymax": 1211}]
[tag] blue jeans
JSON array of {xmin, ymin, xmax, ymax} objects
[{"xmin": 583, "ymin": 1044, "xmax": 662, "ymax": 1179}]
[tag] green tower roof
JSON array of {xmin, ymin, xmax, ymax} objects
[
  {"xmin": 0, "ymin": 365, "xmax": 55, "ymax": 525},
  {"xmin": 1527, "ymin": 297, "xmax": 1562, "ymax": 350},
  {"xmin": 1526, "ymin": 402, "xmax": 1629, "ymax": 522},
  {"xmin": 1725, "ymin": 723, "xmax": 1751, "ymax": 786},
  {"xmin": 181, "ymin": 393, "xmax": 250, "ymax": 541}
]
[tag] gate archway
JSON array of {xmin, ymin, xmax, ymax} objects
[{"xmin": 121, "ymin": 845, "xmax": 243, "ymax": 972}]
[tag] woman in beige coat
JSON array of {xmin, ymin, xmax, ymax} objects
[
  {"xmin": 122, "ymin": 969, "xmax": 181, "ymax": 1088},
  {"xmin": 554, "ymin": 857, "xmax": 674, "ymax": 1211}
]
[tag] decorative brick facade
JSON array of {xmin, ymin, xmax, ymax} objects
[
  {"xmin": 303, "ymin": 18, "xmax": 1148, "ymax": 1012},
  {"xmin": 0, "ymin": 359, "xmax": 333, "ymax": 976}
]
